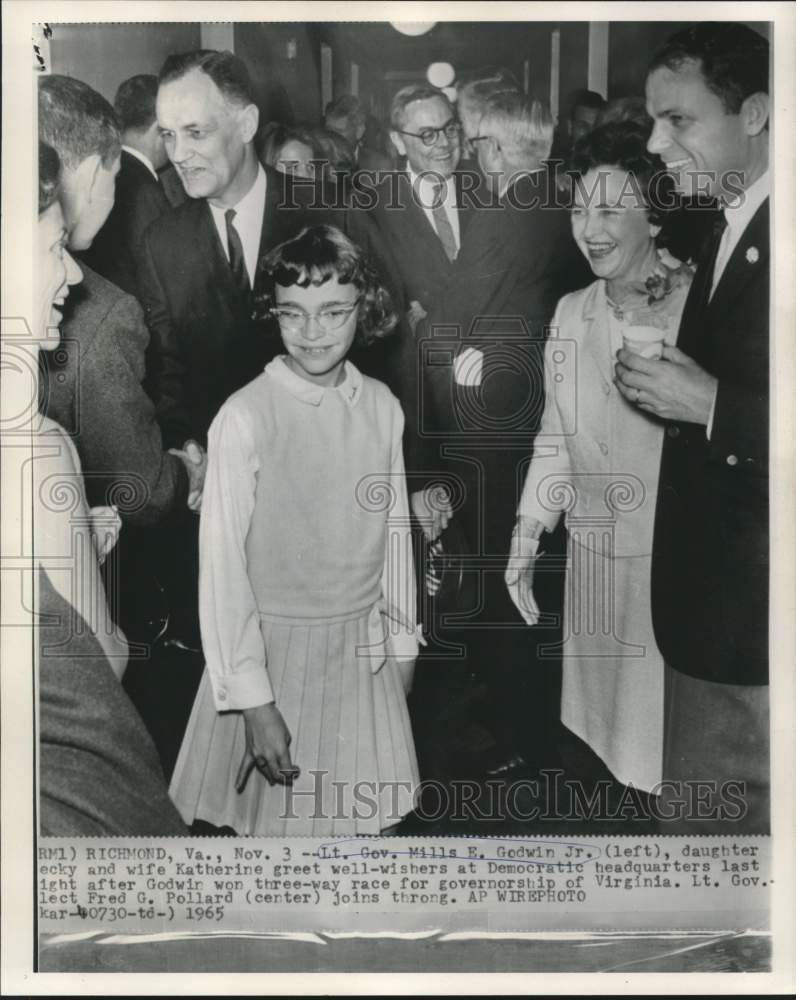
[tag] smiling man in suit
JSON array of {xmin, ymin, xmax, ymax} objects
[
  {"xmin": 345, "ymin": 86, "xmax": 473, "ymax": 474},
  {"xmin": 138, "ymin": 49, "xmax": 315, "ymax": 449},
  {"xmin": 80, "ymin": 74, "xmax": 171, "ymax": 297},
  {"xmin": 615, "ymin": 22, "xmax": 770, "ymax": 831}
]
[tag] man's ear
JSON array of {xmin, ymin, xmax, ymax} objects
[
  {"xmin": 649, "ymin": 222, "xmax": 662, "ymax": 240},
  {"xmin": 741, "ymin": 91, "xmax": 769, "ymax": 137},
  {"xmin": 239, "ymin": 102, "xmax": 260, "ymax": 144},
  {"xmin": 389, "ymin": 130, "xmax": 407, "ymax": 159},
  {"xmin": 74, "ymin": 152, "xmax": 103, "ymax": 201}
]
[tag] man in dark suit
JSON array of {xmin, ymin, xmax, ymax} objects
[
  {"xmin": 616, "ymin": 23, "xmax": 770, "ymax": 831},
  {"xmin": 349, "ymin": 85, "xmax": 470, "ymax": 322},
  {"xmin": 38, "ymin": 75, "xmax": 203, "ymax": 529},
  {"xmin": 413, "ymin": 93, "xmax": 589, "ymax": 778},
  {"xmin": 138, "ymin": 49, "xmax": 317, "ymax": 449},
  {"xmin": 80, "ymin": 75, "xmax": 171, "ymax": 297},
  {"xmin": 134, "ymin": 51, "xmax": 325, "ymax": 738}
]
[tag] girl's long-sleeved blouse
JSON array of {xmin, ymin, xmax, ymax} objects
[{"xmin": 198, "ymin": 357, "xmax": 419, "ymax": 712}]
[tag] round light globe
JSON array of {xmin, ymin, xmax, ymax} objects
[
  {"xmin": 427, "ymin": 61, "xmax": 456, "ymax": 88},
  {"xmin": 390, "ymin": 22, "xmax": 436, "ymax": 36}
]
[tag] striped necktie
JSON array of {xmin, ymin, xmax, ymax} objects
[
  {"xmin": 429, "ymin": 179, "xmax": 458, "ymax": 262},
  {"xmin": 225, "ymin": 208, "xmax": 250, "ymax": 293}
]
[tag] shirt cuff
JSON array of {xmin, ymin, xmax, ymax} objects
[
  {"xmin": 208, "ymin": 661, "xmax": 274, "ymax": 711},
  {"xmin": 705, "ymin": 383, "xmax": 719, "ymax": 440}
]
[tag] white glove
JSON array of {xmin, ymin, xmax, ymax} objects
[{"xmin": 505, "ymin": 527, "xmax": 540, "ymax": 626}]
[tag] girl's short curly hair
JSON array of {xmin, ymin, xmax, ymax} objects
[{"xmin": 255, "ymin": 225, "xmax": 397, "ymax": 347}]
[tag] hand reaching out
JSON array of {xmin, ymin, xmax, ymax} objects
[
  {"xmin": 236, "ymin": 702, "xmax": 299, "ymax": 792},
  {"xmin": 89, "ymin": 504, "xmax": 122, "ymax": 565},
  {"xmin": 169, "ymin": 438, "xmax": 208, "ymax": 512},
  {"xmin": 407, "ymin": 299, "xmax": 428, "ymax": 334}
]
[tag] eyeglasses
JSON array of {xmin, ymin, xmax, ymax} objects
[
  {"xmin": 395, "ymin": 119, "xmax": 461, "ymax": 147},
  {"xmin": 270, "ymin": 297, "xmax": 361, "ymax": 333}
]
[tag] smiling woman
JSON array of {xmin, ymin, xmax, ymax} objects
[{"xmin": 509, "ymin": 122, "xmax": 692, "ymax": 795}]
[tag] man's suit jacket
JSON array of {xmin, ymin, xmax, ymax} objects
[
  {"xmin": 136, "ymin": 166, "xmax": 329, "ymax": 448},
  {"xmin": 415, "ymin": 170, "xmax": 591, "ymax": 479},
  {"xmin": 347, "ymin": 169, "xmax": 474, "ymax": 314},
  {"xmin": 80, "ymin": 150, "xmax": 171, "ymax": 298},
  {"xmin": 651, "ymin": 199, "xmax": 769, "ymax": 685},
  {"xmin": 345, "ymin": 171, "xmax": 477, "ymax": 474},
  {"xmin": 41, "ymin": 263, "xmax": 188, "ymax": 526}
]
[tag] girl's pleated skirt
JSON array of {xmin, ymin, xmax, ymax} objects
[{"xmin": 170, "ymin": 606, "xmax": 419, "ymax": 835}]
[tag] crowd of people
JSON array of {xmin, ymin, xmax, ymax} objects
[{"xmin": 32, "ymin": 20, "xmax": 770, "ymax": 837}]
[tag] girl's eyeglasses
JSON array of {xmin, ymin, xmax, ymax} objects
[{"xmin": 270, "ymin": 297, "xmax": 361, "ymax": 333}]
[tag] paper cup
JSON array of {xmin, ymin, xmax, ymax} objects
[{"xmin": 623, "ymin": 326, "xmax": 665, "ymax": 359}]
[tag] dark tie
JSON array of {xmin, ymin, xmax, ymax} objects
[
  {"xmin": 224, "ymin": 208, "xmax": 250, "ymax": 294},
  {"xmin": 429, "ymin": 180, "xmax": 458, "ymax": 262},
  {"xmin": 677, "ymin": 211, "xmax": 728, "ymax": 357}
]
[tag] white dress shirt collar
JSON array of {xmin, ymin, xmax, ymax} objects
[
  {"xmin": 722, "ymin": 169, "xmax": 769, "ymax": 234},
  {"xmin": 407, "ymin": 167, "xmax": 460, "ymax": 251},
  {"xmin": 208, "ymin": 164, "xmax": 267, "ymax": 287},
  {"xmin": 121, "ymin": 145, "xmax": 158, "ymax": 181},
  {"xmin": 712, "ymin": 170, "xmax": 769, "ymax": 294}
]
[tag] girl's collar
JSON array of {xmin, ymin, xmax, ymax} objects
[{"xmin": 265, "ymin": 356, "xmax": 363, "ymax": 407}]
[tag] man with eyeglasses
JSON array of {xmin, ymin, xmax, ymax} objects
[
  {"xmin": 414, "ymin": 91, "xmax": 590, "ymax": 781},
  {"xmin": 346, "ymin": 85, "xmax": 478, "ymax": 502}
]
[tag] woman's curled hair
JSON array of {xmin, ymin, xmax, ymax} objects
[
  {"xmin": 568, "ymin": 120, "xmax": 675, "ymax": 228},
  {"xmin": 255, "ymin": 225, "xmax": 397, "ymax": 347}
]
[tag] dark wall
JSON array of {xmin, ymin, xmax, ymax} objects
[
  {"xmin": 49, "ymin": 22, "xmax": 201, "ymax": 104},
  {"xmin": 558, "ymin": 23, "xmax": 590, "ymax": 104},
  {"xmin": 234, "ymin": 22, "xmax": 323, "ymax": 126},
  {"xmin": 607, "ymin": 20, "xmax": 772, "ymax": 99}
]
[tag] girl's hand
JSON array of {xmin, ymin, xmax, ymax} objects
[
  {"xmin": 237, "ymin": 702, "xmax": 299, "ymax": 791},
  {"xmin": 89, "ymin": 505, "xmax": 122, "ymax": 564}
]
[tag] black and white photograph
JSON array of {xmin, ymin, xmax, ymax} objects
[{"xmin": 1, "ymin": 0, "xmax": 794, "ymax": 990}]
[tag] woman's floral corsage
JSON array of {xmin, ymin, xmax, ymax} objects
[
  {"xmin": 615, "ymin": 250, "xmax": 695, "ymax": 331},
  {"xmin": 642, "ymin": 248, "xmax": 694, "ymax": 305}
]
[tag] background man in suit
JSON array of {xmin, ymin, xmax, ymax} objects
[
  {"xmin": 324, "ymin": 94, "xmax": 392, "ymax": 172},
  {"xmin": 616, "ymin": 22, "xmax": 770, "ymax": 831},
  {"xmin": 413, "ymin": 94, "xmax": 588, "ymax": 778},
  {"xmin": 81, "ymin": 74, "xmax": 171, "ymax": 296},
  {"xmin": 347, "ymin": 85, "xmax": 472, "ymax": 484}
]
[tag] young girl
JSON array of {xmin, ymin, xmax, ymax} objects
[{"xmin": 170, "ymin": 225, "xmax": 420, "ymax": 835}]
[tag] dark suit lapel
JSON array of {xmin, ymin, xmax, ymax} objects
[
  {"xmin": 389, "ymin": 172, "xmax": 452, "ymax": 272},
  {"xmin": 195, "ymin": 200, "xmax": 243, "ymax": 317},
  {"xmin": 706, "ymin": 198, "xmax": 769, "ymax": 320}
]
